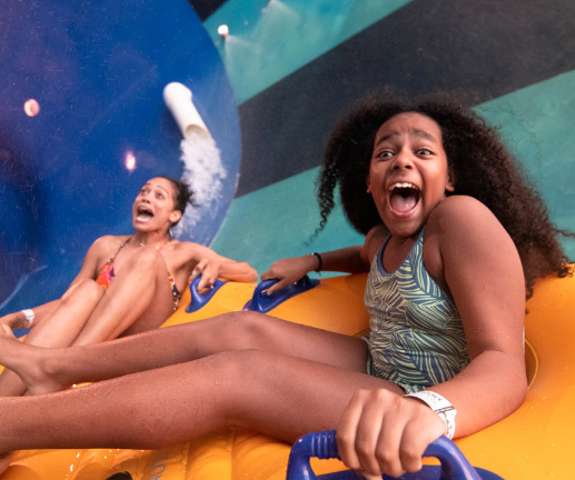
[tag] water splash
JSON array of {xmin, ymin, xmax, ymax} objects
[
  {"xmin": 171, "ymin": 131, "xmax": 227, "ymax": 239},
  {"xmin": 262, "ymin": 0, "xmax": 299, "ymax": 22}
]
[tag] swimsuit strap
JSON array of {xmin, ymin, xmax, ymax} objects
[
  {"xmin": 96, "ymin": 237, "xmax": 131, "ymax": 288},
  {"xmin": 104, "ymin": 237, "xmax": 132, "ymax": 265},
  {"xmin": 155, "ymin": 248, "xmax": 182, "ymax": 312},
  {"xmin": 377, "ymin": 228, "xmax": 423, "ymax": 275}
]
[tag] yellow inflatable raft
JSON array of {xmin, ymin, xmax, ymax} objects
[{"xmin": 3, "ymin": 270, "xmax": 575, "ymax": 479}]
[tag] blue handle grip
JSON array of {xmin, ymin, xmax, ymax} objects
[
  {"xmin": 244, "ymin": 275, "xmax": 319, "ymax": 313},
  {"xmin": 286, "ymin": 431, "xmax": 502, "ymax": 480},
  {"xmin": 185, "ymin": 275, "xmax": 225, "ymax": 313}
]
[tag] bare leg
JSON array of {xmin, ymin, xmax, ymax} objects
[
  {"xmin": 0, "ymin": 279, "xmax": 104, "ymax": 396},
  {"xmin": 0, "ymin": 311, "xmax": 368, "ymax": 394},
  {"xmin": 72, "ymin": 247, "xmax": 175, "ymax": 345},
  {"xmin": 0, "ymin": 246, "xmax": 174, "ymax": 395},
  {"xmin": 0, "ymin": 350, "xmax": 400, "ymax": 454}
]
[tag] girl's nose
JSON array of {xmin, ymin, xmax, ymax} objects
[{"xmin": 392, "ymin": 149, "xmax": 414, "ymax": 170}]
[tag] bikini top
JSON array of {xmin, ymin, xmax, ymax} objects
[
  {"xmin": 95, "ymin": 237, "xmax": 130, "ymax": 288},
  {"xmin": 95, "ymin": 237, "xmax": 182, "ymax": 311}
]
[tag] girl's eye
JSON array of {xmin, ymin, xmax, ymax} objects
[
  {"xmin": 376, "ymin": 150, "xmax": 394, "ymax": 160},
  {"xmin": 417, "ymin": 148, "xmax": 433, "ymax": 156}
]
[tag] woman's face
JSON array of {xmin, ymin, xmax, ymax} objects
[
  {"xmin": 367, "ymin": 112, "xmax": 453, "ymax": 238},
  {"xmin": 132, "ymin": 177, "xmax": 181, "ymax": 232}
]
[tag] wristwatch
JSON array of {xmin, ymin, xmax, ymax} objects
[{"xmin": 405, "ymin": 390, "xmax": 457, "ymax": 439}]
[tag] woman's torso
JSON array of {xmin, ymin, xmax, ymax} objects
[
  {"xmin": 94, "ymin": 235, "xmax": 194, "ymax": 297},
  {"xmin": 364, "ymin": 228, "xmax": 470, "ymax": 393}
]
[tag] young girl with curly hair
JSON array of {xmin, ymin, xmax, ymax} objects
[{"xmin": 0, "ymin": 93, "xmax": 571, "ymax": 478}]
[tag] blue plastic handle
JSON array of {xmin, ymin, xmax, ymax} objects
[
  {"xmin": 185, "ymin": 275, "xmax": 225, "ymax": 313},
  {"xmin": 13, "ymin": 328, "xmax": 30, "ymax": 338},
  {"xmin": 244, "ymin": 275, "xmax": 319, "ymax": 313},
  {"xmin": 286, "ymin": 431, "xmax": 502, "ymax": 480}
]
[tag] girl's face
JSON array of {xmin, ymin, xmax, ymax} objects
[
  {"xmin": 132, "ymin": 177, "xmax": 182, "ymax": 233},
  {"xmin": 367, "ymin": 112, "xmax": 453, "ymax": 238}
]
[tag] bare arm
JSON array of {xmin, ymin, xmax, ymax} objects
[
  {"xmin": 427, "ymin": 196, "xmax": 527, "ymax": 434},
  {"xmin": 261, "ymin": 225, "xmax": 387, "ymax": 294},
  {"xmin": 180, "ymin": 243, "xmax": 257, "ymax": 290},
  {"xmin": 336, "ymin": 196, "xmax": 527, "ymax": 477},
  {"xmin": 218, "ymin": 260, "xmax": 258, "ymax": 283}
]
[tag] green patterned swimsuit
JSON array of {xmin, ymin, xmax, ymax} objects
[{"xmin": 364, "ymin": 229, "xmax": 469, "ymax": 393}]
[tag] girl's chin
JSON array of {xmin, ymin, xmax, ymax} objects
[
  {"xmin": 132, "ymin": 222, "xmax": 156, "ymax": 232},
  {"xmin": 383, "ymin": 206, "xmax": 423, "ymax": 235}
]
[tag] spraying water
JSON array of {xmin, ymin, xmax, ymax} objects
[
  {"xmin": 163, "ymin": 82, "xmax": 228, "ymax": 240},
  {"xmin": 172, "ymin": 131, "xmax": 227, "ymax": 239}
]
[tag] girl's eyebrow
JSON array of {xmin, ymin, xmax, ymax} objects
[
  {"xmin": 411, "ymin": 128, "xmax": 437, "ymax": 142},
  {"xmin": 374, "ymin": 128, "xmax": 437, "ymax": 146},
  {"xmin": 374, "ymin": 131, "xmax": 400, "ymax": 146}
]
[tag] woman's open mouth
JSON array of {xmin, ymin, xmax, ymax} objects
[
  {"xmin": 387, "ymin": 182, "xmax": 421, "ymax": 216},
  {"xmin": 135, "ymin": 205, "xmax": 155, "ymax": 223}
]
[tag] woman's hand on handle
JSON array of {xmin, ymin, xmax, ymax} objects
[
  {"xmin": 261, "ymin": 255, "xmax": 317, "ymax": 295},
  {"xmin": 336, "ymin": 388, "xmax": 445, "ymax": 479},
  {"xmin": 190, "ymin": 255, "xmax": 224, "ymax": 293}
]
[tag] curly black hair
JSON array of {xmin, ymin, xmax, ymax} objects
[{"xmin": 317, "ymin": 91, "xmax": 573, "ymax": 297}]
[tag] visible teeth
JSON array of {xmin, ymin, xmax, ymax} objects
[
  {"xmin": 136, "ymin": 214, "xmax": 152, "ymax": 223},
  {"xmin": 389, "ymin": 182, "xmax": 419, "ymax": 191}
]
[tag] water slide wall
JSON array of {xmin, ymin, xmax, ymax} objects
[{"xmin": 1, "ymin": 0, "xmax": 574, "ymax": 313}]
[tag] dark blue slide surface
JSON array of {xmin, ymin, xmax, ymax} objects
[{"xmin": 0, "ymin": 1, "xmax": 240, "ymax": 313}]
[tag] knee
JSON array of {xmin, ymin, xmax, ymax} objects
[
  {"xmin": 221, "ymin": 311, "xmax": 274, "ymax": 345},
  {"xmin": 207, "ymin": 350, "xmax": 279, "ymax": 426}
]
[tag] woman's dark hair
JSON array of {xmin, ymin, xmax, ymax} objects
[
  {"xmin": 317, "ymin": 91, "xmax": 573, "ymax": 297},
  {"xmin": 157, "ymin": 176, "xmax": 193, "ymax": 223}
]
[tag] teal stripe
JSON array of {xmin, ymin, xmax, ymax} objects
[
  {"xmin": 213, "ymin": 70, "xmax": 575, "ymax": 270},
  {"xmin": 477, "ymin": 70, "xmax": 575, "ymax": 260},
  {"xmin": 204, "ymin": 0, "xmax": 412, "ymax": 103},
  {"xmin": 211, "ymin": 167, "xmax": 363, "ymax": 274}
]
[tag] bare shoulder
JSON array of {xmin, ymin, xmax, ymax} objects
[
  {"xmin": 427, "ymin": 195, "xmax": 522, "ymax": 279},
  {"xmin": 89, "ymin": 235, "xmax": 129, "ymax": 257},
  {"xmin": 362, "ymin": 225, "xmax": 387, "ymax": 263},
  {"xmin": 428, "ymin": 195, "xmax": 497, "ymax": 233},
  {"xmin": 166, "ymin": 240, "xmax": 206, "ymax": 264},
  {"xmin": 93, "ymin": 234, "xmax": 129, "ymax": 247},
  {"xmin": 171, "ymin": 240, "xmax": 198, "ymax": 255}
]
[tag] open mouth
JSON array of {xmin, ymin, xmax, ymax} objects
[
  {"xmin": 135, "ymin": 204, "xmax": 154, "ymax": 222},
  {"xmin": 388, "ymin": 182, "xmax": 421, "ymax": 214}
]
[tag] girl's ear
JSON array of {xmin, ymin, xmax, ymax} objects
[
  {"xmin": 169, "ymin": 210, "xmax": 183, "ymax": 225},
  {"xmin": 366, "ymin": 174, "xmax": 372, "ymax": 194}
]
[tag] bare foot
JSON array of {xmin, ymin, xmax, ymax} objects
[{"xmin": 0, "ymin": 335, "xmax": 67, "ymax": 395}]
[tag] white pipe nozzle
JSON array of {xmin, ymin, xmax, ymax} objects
[
  {"xmin": 217, "ymin": 24, "xmax": 229, "ymax": 38},
  {"xmin": 163, "ymin": 82, "xmax": 210, "ymax": 139}
]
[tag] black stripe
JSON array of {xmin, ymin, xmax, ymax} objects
[
  {"xmin": 187, "ymin": 0, "xmax": 227, "ymax": 21},
  {"xmin": 237, "ymin": 0, "xmax": 575, "ymax": 196}
]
